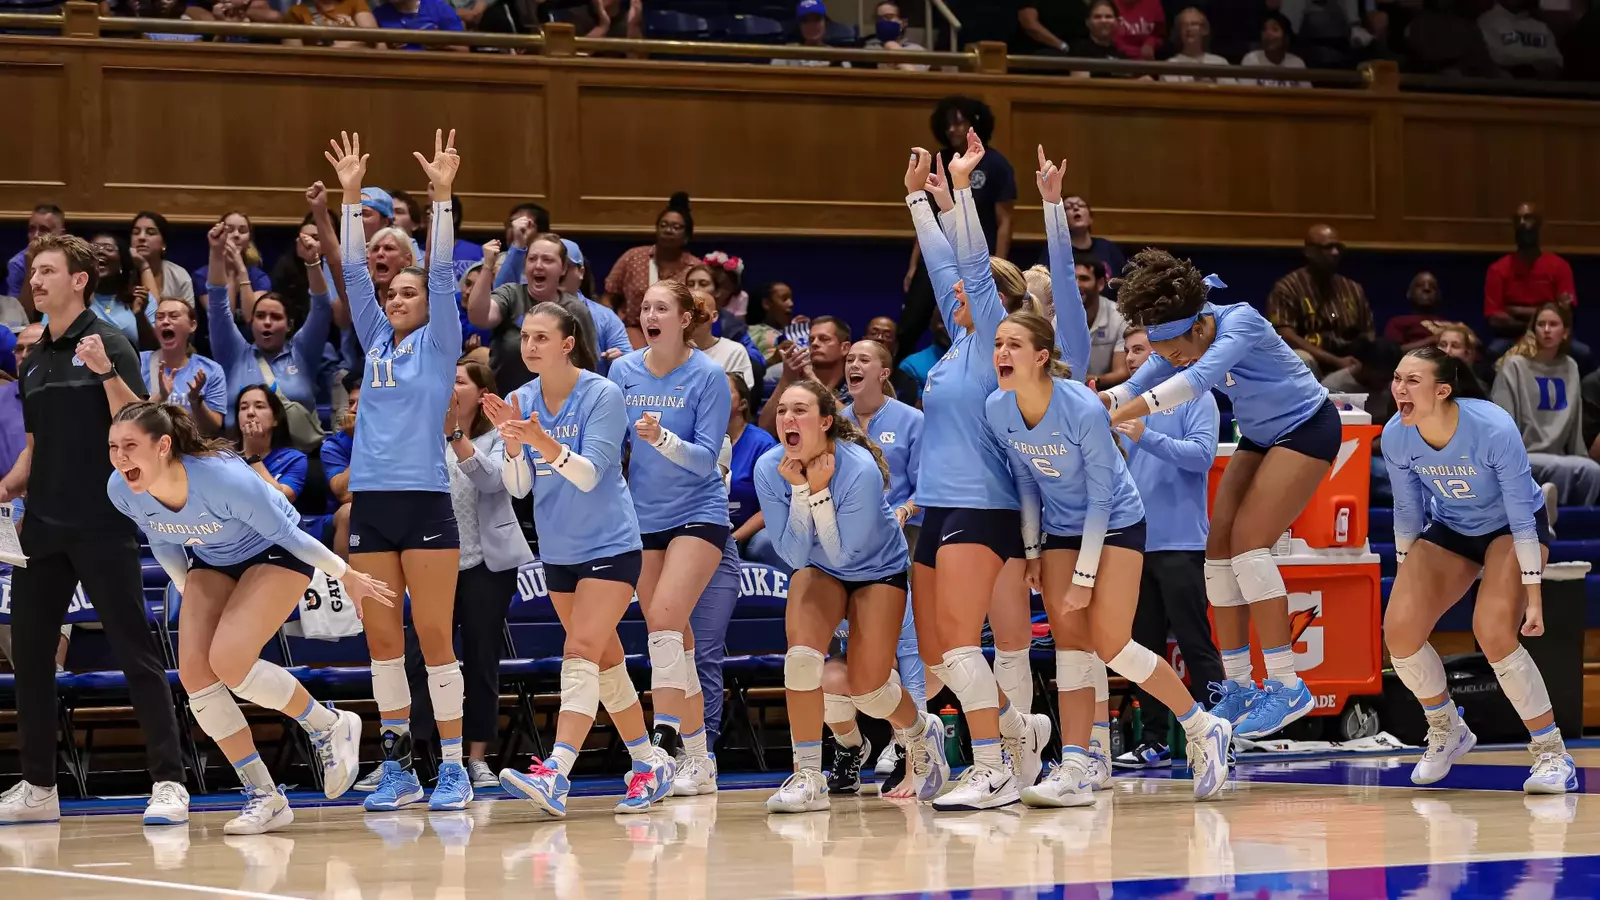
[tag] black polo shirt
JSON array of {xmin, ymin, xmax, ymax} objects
[{"xmin": 18, "ymin": 309, "xmax": 147, "ymax": 535}]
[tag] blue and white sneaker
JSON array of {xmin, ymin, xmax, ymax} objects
[
  {"xmin": 614, "ymin": 751, "xmax": 675, "ymax": 814},
  {"xmin": 1410, "ymin": 710, "xmax": 1475, "ymax": 785},
  {"xmin": 500, "ymin": 759, "xmax": 571, "ymax": 817},
  {"xmin": 1525, "ymin": 744, "xmax": 1578, "ymax": 795},
  {"xmin": 1233, "ymin": 679, "xmax": 1313, "ymax": 740},
  {"xmin": 1021, "ymin": 752, "xmax": 1096, "ymax": 808},
  {"xmin": 1113, "ymin": 741, "xmax": 1173, "ymax": 770},
  {"xmin": 1186, "ymin": 713, "xmax": 1232, "ymax": 801},
  {"xmin": 429, "ymin": 761, "xmax": 474, "ymax": 811},
  {"xmin": 363, "ymin": 761, "xmax": 426, "ymax": 811},
  {"xmin": 1207, "ymin": 680, "xmax": 1258, "ymax": 726},
  {"xmin": 905, "ymin": 710, "xmax": 950, "ymax": 802}
]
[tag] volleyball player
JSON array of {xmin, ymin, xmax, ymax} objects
[
  {"xmin": 1107, "ymin": 250, "xmax": 1341, "ymax": 740},
  {"xmin": 903, "ymin": 143, "xmax": 1050, "ymax": 812},
  {"xmin": 607, "ymin": 279, "xmax": 733, "ymax": 796},
  {"xmin": 1383, "ymin": 347, "xmax": 1572, "ymax": 792},
  {"xmin": 107, "ymin": 402, "xmax": 391, "ymax": 833},
  {"xmin": 328, "ymin": 130, "xmax": 471, "ymax": 810},
  {"xmin": 489, "ymin": 302, "xmax": 676, "ymax": 816},
  {"xmin": 987, "ymin": 311, "xmax": 1232, "ymax": 807},
  {"xmin": 758, "ymin": 381, "xmax": 948, "ymax": 813}
]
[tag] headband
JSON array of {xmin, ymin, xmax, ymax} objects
[{"xmin": 1142, "ymin": 274, "xmax": 1227, "ymax": 342}]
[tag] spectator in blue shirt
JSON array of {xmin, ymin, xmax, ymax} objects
[
  {"xmin": 194, "ymin": 211, "xmax": 274, "ymax": 328},
  {"xmin": 895, "ymin": 314, "xmax": 949, "ymax": 407},
  {"xmin": 140, "ymin": 297, "xmax": 228, "ymax": 436},
  {"xmin": 321, "ymin": 373, "xmax": 360, "ymax": 556},
  {"xmin": 373, "ymin": 0, "xmax": 465, "ymax": 49},
  {"xmin": 6, "ymin": 205, "xmax": 65, "ymax": 301}
]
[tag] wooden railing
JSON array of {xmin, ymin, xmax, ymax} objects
[{"xmin": 0, "ymin": 4, "xmax": 1596, "ymax": 251}]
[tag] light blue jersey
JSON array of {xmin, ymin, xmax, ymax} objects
[
  {"xmin": 139, "ymin": 351, "xmax": 228, "ymax": 417},
  {"xmin": 585, "ymin": 296, "xmax": 632, "ymax": 375},
  {"xmin": 343, "ymin": 199, "xmax": 462, "ymax": 493},
  {"xmin": 1121, "ymin": 392, "xmax": 1218, "ymax": 552},
  {"xmin": 509, "ymin": 370, "xmax": 642, "ymax": 565},
  {"xmin": 987, "ymin": 378, "xmax": 1144, "ymax": 540},
  {"xmin": 1383, "ymin": 398, "xmax": 1545, "ymax": 546},
  {"xmin": 107, "ymin": 453, "xmax": 343, "ymax": 579},
  {"xmin": 90, "ymin": 294, "xmax": 140, "ymax": 345},
  {"xmin": 207, "ymin": 285, "xmax": 332, "ymax": 431},
  {"xmin": 753, "ymin": 440, "xmax": 909, "ymax": 582},
  {"xmin": 1119, "ymin": 302, "xmax": 1327, "ymax": 446},
  {"xmin": 906, "ymin": 188, "xmax": 1019, "ymax": 511},
  {"xmin": 608, "ymin": 348, "xmax": 732, "ymax": 534},
  {"xmin": 1043, "ymin": 200, "xmax": 1091, "ymax": 380},
  {"xmin": 842, "ymin": 396, "xmax": 923, "ymax": 527}
]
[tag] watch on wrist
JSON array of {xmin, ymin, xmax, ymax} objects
[
  {"xmin": 245, "ymin": 455, "xmax": 264, "ymax": 465},
  {"xmin": 95, "ymin": 369, "xmax": 116, "ymax": 383},
  {"xmin": 449, "ymin": 429, "xmax": 466, "ymax": 442}
]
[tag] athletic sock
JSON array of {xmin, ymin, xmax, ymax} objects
[
  {"xmin": 1262, "ymin": 644, "xmax": 1300, "ymax": 688},
  {"xmin": 294, "ymin": 697, "xmax": 338, "ymax": 734},
  {"xmin": 1221, "ymin": 646, "xmax": 1253, "ymax": 686},
  {"xmin": 440, "ymin": 736, "xmax": 463, "ymax": 764},
  {"xmin": 794, "ymin": 740, "xmax": 822, "ymax": 772}
]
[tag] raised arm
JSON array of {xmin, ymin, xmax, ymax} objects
[
  {"xmin": 468, "ymin": 241, "xmax": 504, "ymax": 330},
  {"xmin": 293, "ymin": 253, "xmax": 334, "ymax": 366},
  {"xmin": 1038, "ymin": 147, "xmax": 1089, "ymax": 377},
  {"xmin": 946, "ymin": 130, "xmax": 1007, "ymax": 341},
  {"xmin": 306, "ymin": 182, "xmax": 349, "ymax": 314},
  {"xmin": 412, "ymin": 129, "xmax": 463, "ymax": 355},
  {"xmin": 326, "ymin": 132, "xmax": 385, "ymax": 349},
  {"xmin": 904, "ymin": 149, "xmax": 962, "ymax": 338},
  {"xmin": 204, "ymin": 224, "xmax": 250, "ymax": 368}
]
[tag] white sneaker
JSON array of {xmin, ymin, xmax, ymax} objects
[
  {"xmin": 1001, "ymin": 713, "xmax": 1052, "ymax": 790},
  {"xmin": 1021, "ymin": 753, "xmax": 1096, "ymax": 808},
  {"xmin": 144, "ymin": 781, "xmax": 190, "ymax": 826},
  {"xmin": 672, "ymin": 754, "xmax": 719, "ymax": 796},
  {"xmin": 876, "ymin": 742, "xmax": 900, "ymax": 777},
  {"xmin": 1411, "ymin": 710, "xmax": 1476, "ymax": 786},
  {"xmin": 1525, "ymin": 742, "xmax": 1578, "ymax": 795},
  {"xmin": 353, "ymin": 766, "xmax": 384, "ymax": 792},
  {"xmin": 1184, "ymin": 713, "xmax": 1232, "ymax": 801},
  {"xmin": 0, "ymin": 781, "xmax": 60, "ymax": 824},
  {"xmin": 224, "ymin": 786, "xmax": 293, "ymax": 835},
  {"xmin": 765, "ymin": 769, "xmax": 829, "ymax": 814},
  {"xmin": 467, "ymin": 758, "xmax": 499, "ymax": 789},
  {"xmin": 903, "ymin": 711, "xmax": 951, "ymax": 802},
  {"xmin": 1087, "ymin": 751, "xmax": 1112, "ymax": 791},
  {"xmin": 932, "ymin": 760, "xmax": 1018, "ymax": 811},
  {"xmin": 313, "ymin": 708, "xmax": 363, "ymax": 799}
]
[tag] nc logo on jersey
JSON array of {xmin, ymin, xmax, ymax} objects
[
  {"xmin": 877, "ymin": 431, "xmax": 896, "ymax": 445},
  {"xmin": 286, "ymin": 364, "xmax": 299, "ymax": 376},
  {"xmin": 349, "ymin": 534, "xmax": 361, "ymax": 548},
  {"xmin": 1288, "ymin": 591, "xmax": 1324, "ymax": 670}
]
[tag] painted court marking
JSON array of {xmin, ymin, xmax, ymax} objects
[{"xmin": 0, "ymin": 867, "xmax": 302, "ymax": 900}]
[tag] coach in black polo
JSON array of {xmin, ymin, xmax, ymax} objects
[{"xmin": 0, "ymin": 234, "xmax": 187, "ymax": 825}]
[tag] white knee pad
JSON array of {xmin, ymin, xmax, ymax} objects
[
  {"xmin": 853, "ymin": 678, "xmax": 904, "ymax": 720},
  {"xmin": 1091, "ymin": 654, "xmax": 1109, "ymax": 703},
  {"xmin": 685, "ymin": 655, "xmax": 703, "ymax": 699},
  {"xmin": 190, "ymin": 681, "xmax": 249, "ymax": 741},
  {"xmin": 927, "ymin": 662, "xmax": 949, "ymax": 685},
  {"xmin": 940, "ymin": 646, "xmax": 999, "ymax": 712},
  {"xmin": 784, "ymin": 646, "xmax": 826, "ymax": 692},
  {"xmin": 560, "ymin": 657, "xmax": 601, "ymax": 717},
  {"xmin": 1491, "ymin": 645, "xmax": 1553, "ymax": 721},
  {"xmin": 231, "ymin": 659, "xmax": 299, "ymax": 712},
  {"xmin": 370, "ymin": 656, "xmax": 411, "ymax": 713},
  {"xmin": 648, "ymin": 630, "xmax": 690, "ymax": 692},
  {"xmin": 1105, "ymin": 641, "xmax": 1160, "ymax": 685},
  {"xmin": 824, "ymin": 692, "xmax": 856, "ymax": 725},
  {"xmin": 1055, "ymin": 650, "xmax": 1097, "ymax": 692},
  {"xmin": 1231, "ymin": 549, "xmax": 1287, "ymax": 605},
  {"xmin": 598, "ymin": 663, "xmax": 639, "ymax": 713},
  {"xmin": 427, "ymin": 661, "xmax": 465, "ymax": 722},
  {"xmin": 1390, "ymin": 643, "xmax": 1447, "ymax": 700},
  {"xmin": 1205, "ymin": 558, "xmax": 1248, "ymax": 608},
  {"xmin": 994, "ymin": 647, "xmax": 1031, "ymax": 701}
]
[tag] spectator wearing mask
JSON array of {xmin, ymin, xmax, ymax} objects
[
  {"xmin": 603, "ymin": 193, "xmax": 700, "ymax": 345},
  {"xmin": 684, "ymin": 271, "xmax": 755, "ymax": 389},
  {"xmin": 897, "ymin": 312, "xmax": 949, "ymax": 405},
  {"xmin": 759, "ymin": 315, "xmax": 851, "ymax": 434},
  {"xmin": 472, "ymin": 231, "xmax": 599, "ymax": 393},
  {"xmin": 562, "ymin": 239, "xmax": 631, "ymax": 370},
  {"xmin": 1384, "ymin": 271, "xmax": 1450, "ymax": 351},
  {"xmin": 1486, "ymin": 202, "xmax": 1579, "ymax": 358},
  {"xmin": 1267, "ymin": 223, "xmax": 1375, "ymax": 376},
  {"xmin": 1241, "ymin": 13, "xmax": 1312, "ymax": 86},
  {"xmin": 1075, "ymin": 253, "xmax": 1130, "ymax": 387},
  {"xmin": 772, "ymin": 0, "xmax": 852, "ymax": 67},
  {"xmin": 1069, "ymin": 0, "xmax": 1132, "ymax": 73},
  {"xmin": 1493, "ymin": 302, "xmax": 1600, "ymax": 504},
  {"xmin": 129, "ymin": 211, "xmax": 194, "ymax": 315},
  {"xmin": 1014, "ymin": 0, "xmax": 1090, "ymax": 55},
  {"xmin": 373, "ymin": 0, "xmax": 467, "ymax": 49},
  {"xmin": 863, "ymin": 0, "xmax": 930, "ymax": 71},
  {"xmin": 284, "ymin": 0, "xmax": 378, "ymax": 45},
  {"xmin": 1479, "ymin": 0, "xmax": 1563, "ymax": 78},
  {"xmin": 6, "ymin": 204, "xmax": 65, "ymax": 302},
  {"xmin": 1035, "ymin": 196, "xmax": 1125, "ymax": 292},
  {"xmin": 1111, "ymin": 0, "xmax": 1164, "ymax": 59},
  {"xmin": 87, "ymin": 232, "xmax": 155, "ymax": 350},
  {"xmin": 1161, "ymin": 8, "xmax": 1238, "ymax": 83},
  {"xmin": 193, "ymin": 211, "xmax": 273, "ymax": 324},
  {"xmin": 142, "ymin": 297, "xmax": 227, "ymax": 435}
]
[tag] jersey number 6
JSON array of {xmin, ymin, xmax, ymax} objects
[{"xmin": 1031, "ymin": 457, "xmax": 1061, "ymax": 478}]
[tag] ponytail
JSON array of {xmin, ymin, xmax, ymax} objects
[
  {"xmin": 114, "ymin": 401, "xmax": 234, "ymax": 457},
  {"xmin": 789, "ymin": 379, "xmax": 893, "ymax": 488},
  {"xmin": 1408, "ymin": 345, "xmax": 1485, "ymax": 402},
  {"xmin": 529, "ymin": 300, "xmax": 597, "ymax": 373}
]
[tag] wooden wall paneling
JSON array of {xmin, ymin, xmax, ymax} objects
[{"xmin": 0, "ymin": 59, "xmax": 69, "ymax": 203}]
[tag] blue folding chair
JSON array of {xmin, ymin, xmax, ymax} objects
[{"xmin": 645, "ymin": 9, "xmax": 711, "ymax": 39}]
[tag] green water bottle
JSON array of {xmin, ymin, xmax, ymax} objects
[
  {"xmin": 940, "ymin": 705, "xmax": 964, "ymax": 765},
  {"xmin": 1168, "ymin": 715, "xmax": 1187, "ymax": 761},
  {"xmin": 1131, "ymin": 700, "xmax": 1144, "ymax": 746}
]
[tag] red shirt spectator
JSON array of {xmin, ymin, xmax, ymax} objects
[
  {"xmin": 1485, "ymin": 252, "xmax": 1576, "ymax": 318},
  {"xmin": 1111, "ymin": 0, "xmax": 1165, "ymax": 59}
]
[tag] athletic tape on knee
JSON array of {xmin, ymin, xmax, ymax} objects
[
  {"xmin": 1390, "ymin": 643, "xmax": 1447, "ymax": 701},
  {"xmin": 647, "ymin": 630, "xmax": 690, "ymax": 692},
  {"xmin": 1091, "ymin": 654, "xmax": 1109, "ymax": 703},
  {"xmin": 231, "ymin": 659, "xmax": 299, "ymax": 712},
  {"xmin": 784, "ymin": 646, "xmax": 825, "ymax": 693},
  {"xmin": 853, "ymin": 678, "xmax": 903, "ymax": 720},
  {"xmin": 1205, "ymin": 558, "xmax": 1248, "ymax": 608},
  {"xmin": 598, "ymin": 663, "xmax": 639, "ymax": 713},
  {"xmin": 190, "ymin": 681, "xmax": 249, "ymax": 740},
  {"xmin": 1105, "ymin": 641, "xmax": 1160, "ymax": 684},
  {"xmin": 994, "ymin": 647, "xmax": 1031, "ymax": 706},
  {"xmin": 824, "ymin": 692, "xmax": 856, "ymax": 725},
  {"xmin": 560, "ymin": 657, "xmax": 601, "ymax": 717},
  {"xmin": 1491, "ymin": 645, "xmax": 1553, "ymax": 721},
  {"xmin": 941, "ymin": 646, "xmax": 999, "ymax": 712},
  {"xmin": 370, "ymin": 656, "xmax": 411, "ymax": 713},
  {"xmin": 426, "ymin": 661, "xmax": 465, "ymax": 722},
  {"xmin": 1231, "ymin": 549, "xmax": 1287, "ymax": 605},
  {"xmin": 1055, "ymin": 650, "xmax": 1097, "ymax": 692}
]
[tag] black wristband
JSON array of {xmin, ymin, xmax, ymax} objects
[
  {"xmin": 96, "ymin": 369, "xmax": 116, "ymax": 383},
  {"xmin": 245, "ymin": 455, "xmax": 264, "ymax": 465}
]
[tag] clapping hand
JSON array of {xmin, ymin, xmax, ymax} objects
[
  {"xmin": 903, "ymin": 147, "xmax": 933, "ymax": 196},
  {"xmin": 925, "ymin": 154, "xmax": 953, "ymax": 214}
]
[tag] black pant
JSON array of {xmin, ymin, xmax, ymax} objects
[
  {"xmin": 13, "ymin": 521, "xmax": 185, "ymax": 787},
  {"xmin": 406, "ymin": 562, "xmax": 518, "ymax": 747},
  {"xmin": 896, "ymin": 262, "xmax": 936, "ymax": 364},
  {"xmin": 1130, "ymin": 550, "xmax": 1225, "ymax": 739}
]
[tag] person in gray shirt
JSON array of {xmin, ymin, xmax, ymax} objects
[
  {"xmin": 1492, "ymin": 302, "xmax": 1600, "ymax": 504},
  {"xmin": 467, "ymin": 230, "xmax": 597, "ymax": 394}
]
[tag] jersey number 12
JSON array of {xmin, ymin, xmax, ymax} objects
[{"xmin": 1431, "ymin": 478, "xmax": 1475, "ymax": 500}]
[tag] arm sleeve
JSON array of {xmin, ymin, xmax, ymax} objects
[
  {"xmin": 206, "ymin": 284, "xmax": 249, "ymax": 370},
  {"xmin": 949, "ymin": 187, "xmax": 1007, "ymax": 342},
  {"xmin": 1136, "ymin": 395, "xmax": 1218, "ymax": 473},
  {"xmin": 991, "ymin": 420, "xmax": 1042, "ymax": 557},
  {"xmin": 808, "ymin": 486, "xmax": 843, "ymax": 567},
  {"xmin": 427, "ymin": 200, "xmax": 462, "ymax": 356},
  {"xmin": 1044, "ymin": 202, "xmax": 1091, "ymax": 378},
  {"xmin": 495, "ymin": 246, "xmax": 526, "ymax": 289},
  {"xmin": 755, "ymin": 463, "xmax": 815, "ymax": 571},
  {"xmin": 1487, "ymin": 417, "xmax": 1545, "ymax": 584},
  {"xmin": 1174, "ymin": 309, "xmax": 1262, "ymax": 404},
  {"xmin": 502, "ymin": 453, "xmax": 532, "ymax": 498},
  {"xmin": 648, "ymin": 367, "xmax": 730, "ymax": 476},
  {"xmin": 1109, "ymin": 354, "xmax": 1169, "ymax": 410},
  {"xmin": 1069, "ymin": 409, "xmax": 1122, "ymax": 587},
  {"xmin": 457, "ymin": 433, "xmax": 509, "ymax": 494},
  {"xmin": 1381, "ymin": 425, "xmax": 1426, "ymax": 561},
  {"xmin": 341, "ymin": 202, "xmax": 387, "ymax": 351},
  {"xmin": 221, "ymin": 463, "xmax": 349, "ymax": 578},
  {"xmin": 292, "ymin": 289, "xmax": 334, "ymax": 373},
  {"xmin": 907, "ymin": 192, "xmax": 963, "ymax": 339},
  {"xmin": 151, "ymin": 542, "xmax": 191, "ymax": 593}
]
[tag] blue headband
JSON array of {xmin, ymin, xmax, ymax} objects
[{"xmin": 1143, "ymin": 275, "xmax": 1227, "ymax": 342}]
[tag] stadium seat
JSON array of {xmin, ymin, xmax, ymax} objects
[
  {"xmin": 822, "ymin": 20, "xmax": 858, "ymax": 47},
  {"xmin": 713, "ymin": 13, "xmax": 785, "ymax": 43},
  {"xmin": 645, "ymin": 9, "xmax": 711, "ymax": 40}
]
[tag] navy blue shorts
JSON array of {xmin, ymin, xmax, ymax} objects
[
  {"xmin": 544, "ymin": 550, "xmax": 643, "ymax": 594},
  {"xmin": 190, "ymin": 544, "xmax": 316, "ymax": 581},
  {"xmin": 1237, "ymin": 399, "xmax": 1343, "ymax": 464},
  {"xmin": 914, "ymin": 507, "xmax": 1024, "ymax": 567},
  {"xmin": 1421, "ymin": 507, "xmax": 1553, "ymax": 567},
  {"xmin": 1042, "ymin": 520, "xmax": 1148, "ymax": 554},
  {"xmin": 641, "ymin": 521, "xmax": 731, "ymax": 552},
  {"xmin": 803, "ymin": 566, "xmax": 909, "ymax": 597},
  {"xmin": 349, "ymin": 490, "xmax": 459, "ymax": 554}
]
